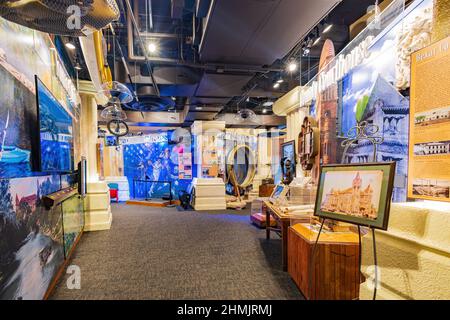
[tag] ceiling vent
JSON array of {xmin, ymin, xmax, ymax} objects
[
  {"xmin": 125, "ymin": 96, "xmax": 176, "ymax": 112},
  {"xmin": 0, "ymin": 0, "xmax": 119, "ymax": 36}
]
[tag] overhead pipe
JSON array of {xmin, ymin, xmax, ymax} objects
[
  {"xmin": 123, "ymin": 0, "xmax": 160, "ymax": 97},
  {"xmin": 93, "ymin": 30, "xmax": 113, "ymax": 85},
  {"xmin": 124, "ymin": 0, "xmax": 283, "ymax": 74}
]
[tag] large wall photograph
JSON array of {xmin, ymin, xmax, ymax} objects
[
  {"xmin": 303, "ymin": 0, "xmax": 434, "ymax": 202},
  {"xmin": 0, "ymin": 64, "xmax": 36, "ymax": 178},
  {"xmin": 123, "ymin": 133, "xmax": 192, "ymax": 199},
  {"xmin": 0, "ymin": 17, "xmax": 82, "ymax": 300},
  {"xmin": 0, "ymin": 175, "xmax": 64, "ymax": 300}
]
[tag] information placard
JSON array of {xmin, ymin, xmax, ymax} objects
[{"xmin": 408, "ymin": 36, "xmax": 450, "ymax": 202}]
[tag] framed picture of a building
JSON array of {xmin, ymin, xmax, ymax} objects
[{"xmin": 314, "ymin": 162, "xmax": 396, "ymax": 230}]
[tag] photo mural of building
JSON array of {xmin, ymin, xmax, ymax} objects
[
  {"xmin": 342, "ymin": 71, "xmax": 409, "ymax": 202},
  {"xmin": 321, "ymin": 172, "xmax": 378, "ymax": 219},
  {"xmin": 317, "ymin": 40, "xmax": 339, "ymax": 166}
]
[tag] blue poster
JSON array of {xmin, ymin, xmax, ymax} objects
[{"xmin": 123, "ymin": 133, "xmax": 192, "ymax": 199}]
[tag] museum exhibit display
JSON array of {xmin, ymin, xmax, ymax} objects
[
  {"xmin": 408, "ymin": 36, "xmax": 450, "ymax": 202},
  {"xmin": 36, "ymin": 76, "xmax": 75, "ymax": 173},
  {"xmin": 314, "ymin": 162, "xmax": 396, "ymax": 230},
  {"xmin": 0, "ymin": 0, "xmax": 449, "ymax": 305}
]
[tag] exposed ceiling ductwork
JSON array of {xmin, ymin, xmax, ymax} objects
[
  {"xmin": 110, "ymin": 0, "xmax": 341, "ymax": 128},
  {"xmin": 199, "ymin": 0, "xmax": 340, "ymax": 66}
]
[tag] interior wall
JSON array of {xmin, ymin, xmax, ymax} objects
[{"xmin": 0, "ymin": 18, "xmax": 82, "ymax": 300}]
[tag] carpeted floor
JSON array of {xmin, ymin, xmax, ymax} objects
[{"xmin": 51, "ymin": 203, "xmax": 303, "ymax": 300}]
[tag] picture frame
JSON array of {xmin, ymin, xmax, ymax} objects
[
  {"xmin": 281, "ymin": 140, "xmax": 296, "ymax": 176},
  {"xmin": 269, "ymin": 184, "xmax": 289, "ymax": 203},
  {"xmin": 314, "ymin": 162, "xmax": 396, "ymax": 230}
]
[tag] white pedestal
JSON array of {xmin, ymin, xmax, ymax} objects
[
  {"xmin": 360, "ymin": 201, "xmax": 450, "ymax": 300},
  {"xmin": 192, "ymin": 178, "xmax": 226, "ymax": 211},
  {"xmin": 84, "ymin": 181, "xmax": 112, "ymax": 231},
  {"xmin": 104, "ymin": 176, "xmax": 130, "ymax": 201}
]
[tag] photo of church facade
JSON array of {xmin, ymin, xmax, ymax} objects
[{"xmin": 320, "ymin": 172, "xmax": 380, "ymax": 220}]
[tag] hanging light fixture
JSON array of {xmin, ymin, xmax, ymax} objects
[
  {"xmin": 100, "ymin": 100, "xmax": 128, "ymax": 121},
  {"xmin": 98, "ymin": 81, "xmax": 134, "ymax": 104}
]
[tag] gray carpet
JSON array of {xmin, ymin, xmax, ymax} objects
[{"xmin": 51, "ymin": 203, "xmax": 303, "ymax": 300}]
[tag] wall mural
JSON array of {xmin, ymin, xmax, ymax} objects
[
  {"xmin": 0, "ymin": 175, "xmax": 64, "ymax": 300},
  {"xmin": 61, "ymin": 195, "xmax": 84, "ymax": 259},
  {"xmin": 0, "ymin": 64, "xmax": 36, "ymax": 178},
  {"xmin": 123, "ymin": 133, "xmax": 192, "ymax": 199},
  {"xmin": 0, "ymin": 17, "xmax": 82, "ymax": 300},
  {"xmin": 305, "ymin": 0, "xmax": 434, "ymax": 202}
]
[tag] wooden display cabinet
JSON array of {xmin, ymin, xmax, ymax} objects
[{"xmin": 288, "ymin": 223, "xmax": 360, "ymax": 300}]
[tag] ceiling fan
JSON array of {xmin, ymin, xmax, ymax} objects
[{"xmin": 0, "ymin": 0, "xmax": 119, "ymax": 36}]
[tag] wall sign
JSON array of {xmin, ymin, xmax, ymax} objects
[{"xmin": 408, "ymin": 36, "xmax": 450, "ymax": 202}]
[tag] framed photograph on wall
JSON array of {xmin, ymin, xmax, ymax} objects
[
  {"xmin": 281, "ymin": 140, "xmax": 296, "ymax": 177},
  {"xmin": 314, "ymin": 162, "xmax": 396, "ymax": 230}
]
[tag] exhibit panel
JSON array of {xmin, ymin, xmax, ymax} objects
[{"xmin": 408, "ymin": 36, "xmax": 450, "ymax": 202}]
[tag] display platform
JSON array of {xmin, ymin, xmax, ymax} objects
[
  {"xmin": 264, "ymin": 200, "xmax": 314, "ymax": 271},
  {"xmin": 288, "ymin": 223, "xmax": 360, "ymax": 300},
  {"xmin": 192, "ymin": 178, "xmax": 227, "ymax": 211},
  {"xmin": 126, "ymin": 199, "xmax": 180, "ymax": 207}
]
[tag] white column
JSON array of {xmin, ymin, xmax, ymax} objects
[{"xmin": 79, "ymin": 81, "xmax": 112, "ymax": 231}]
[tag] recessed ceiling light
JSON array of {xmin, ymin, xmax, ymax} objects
[
  {"xmin": 276, "ymin": 78, "xmax": 284, "ymax": 83},
  {"xmin": 65, "ymin": 42, "xmax": 76, "ymax": 50},
  {"xmin": 287, "ymin": 62, "xmax": 297, "ymax": 72},
  {"xmin": 262, "ymin": 101, "xmax": 274, "ymax": 107},
  {"xmin": 148, "ymin": 42, "xmax": 157, "ymax": 53},
  {"xmin": 171, "ymin": 96, "xmax": 176, "ymax": 101},
  {"xmin": 262, "ymin": 108, "xmax": 268, "ymax": 114},
  {"xmin": 195, "ymin": 106, "xmax": 203, "ymax": 110},
  {"xmin": 273, "ymin": 82, "xmax": 280, "ymax": 89},
  {"xmin": 323, "ymin": 24, "xmax": 333, "ymax": 33}
]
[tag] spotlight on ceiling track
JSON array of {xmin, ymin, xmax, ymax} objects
[
  {"xmin": 148, "ymin": 42, "xmax": 157, "ymax": 54},
  {"xmin": 313, "ymin": 37, "xmax": 321, "ymax": 46},
  {"xmin": 302, "ymin": 47, "xmax": 311, "ymax": 57},
  {"xmin": 287, "ymin": 62, "xmax": 297, "ymax": 73},
  {"xmin": 65, "ymin": 42, "xmax": 76, "ymax": 50},
  {"xmin": 323, "ymin": 24, "xmax": 333, "ymax": 33}
]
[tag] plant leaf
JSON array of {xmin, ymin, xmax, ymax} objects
[{"xmin": 355, "ymin": 95, "xmax": 369, "ymax": 123}]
